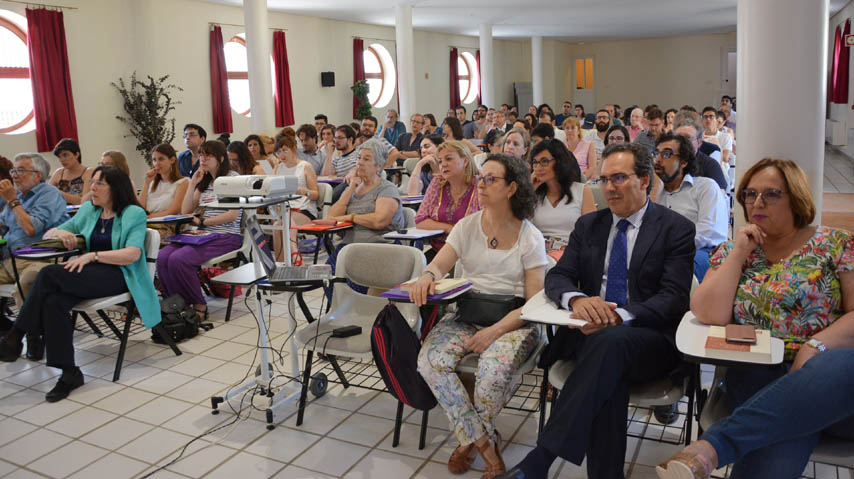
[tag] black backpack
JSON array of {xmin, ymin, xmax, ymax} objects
[
  {"xmin": 152, "ymin": 294, "xmax": 213, "ymax": 344},
  {"xmin": 371, "ymin": 303, "xmax": 437, "ymax": 411}
]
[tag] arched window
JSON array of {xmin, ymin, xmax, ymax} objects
[
  {"xmin": 0, "ymin": 11, "xmax": 35, "ymax": 134},
  {"xmin": 458, "ymin": 51, "xmax": 479, "ymax": 105},
  {"xmin": 363, "ymin": 43, "xmax": 396, "ymax": 108},
  {"xmin": 223, "ymin": 33, "xmax": 275, "ymax": 118}
]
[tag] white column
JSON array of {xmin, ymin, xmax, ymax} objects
[
  {"xmin": 735, "ymin": 0, "xmax": 828, "ymax": 226},
  {"xmin": 395, "ymin": 4, "xmax": 416, "ymax": 122},
  {"xmin": 531, "ymin": 36, "xmax": 543, "ymax": 106},
  {"xmin": 243, "ymin": 0, "xmax": 274, "ymax": 132},
  {"xmin": 479, "ymin": 23, "xmax": 494, "ymax": 108}
]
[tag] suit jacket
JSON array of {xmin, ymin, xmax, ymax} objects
[{"xmin": 542, "ymin": 202, "xmax": 695, "ymax": 364}]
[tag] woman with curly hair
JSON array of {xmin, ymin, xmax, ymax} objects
[{"xmin": 411, "ymin": 153, "xmax": 547, "ymax": 479}]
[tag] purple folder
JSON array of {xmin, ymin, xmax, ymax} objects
[
  {"xmin": 164, "ymin": 233, "xmax": 222, "ymax": 245},
  {"xmin": 14, "ymin": 247, "xmax": 58, "ymax": 254},
  {"xmin": 380, "ymin": 282, "xmax": 472, "ymax": 301}
]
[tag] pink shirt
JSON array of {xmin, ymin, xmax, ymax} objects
[
  {"xmin": 628, "ymin": 126, "xmax": 643, "ymax": 142},
  {"xmin": 415, "ymin": 177, "xmax": 482, "ymax": 250},
  {"xmin": 570, "ymin": 140, "xmax": 591, "ymax": 171}
]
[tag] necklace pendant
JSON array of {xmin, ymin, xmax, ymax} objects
[{"xmin": 489, "ymin": 237, "xmax": 499, "ymax": 249}]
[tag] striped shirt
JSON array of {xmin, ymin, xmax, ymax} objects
[{"xmin": 198, "ymin": 171, "xmax": 241, "ymax": 235}]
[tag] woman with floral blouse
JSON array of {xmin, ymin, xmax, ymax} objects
[{"xmin": 657, "ymin": 158, "xmax": 854, "ymax": 479}]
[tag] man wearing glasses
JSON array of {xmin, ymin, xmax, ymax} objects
[
  {"xmin": 500, "ymin": 143, "xmax": 695, "ymax": 479},
  {"xmin": 653, "ymin": 132, "xmax": 728, "ymax": 282},
  {"xmin": 178, "ymin": 123, "xmax": 207, "ymax": 177},
  {"xmin": 0, "ymin": 153, "xmax": 69, "ymax": 356}
]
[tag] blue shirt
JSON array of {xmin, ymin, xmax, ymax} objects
[
  {"xmin": 178, "ymin": 150, "xmax": 200, "ymax": 177},
  {"xmin": 379, "ymin": 121, "xmax": 406, "ymax": 145},
  {"xmin": 0, "ymin": 183, "xmax": 69, "ymax": 254}
]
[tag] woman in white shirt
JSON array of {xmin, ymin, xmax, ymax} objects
[
  {"xmin": 410, "ymin": 153, "xmax": 547, "ymax": 479},
  {"xmin": 272, "ymin": 131, "xmax": 319, "ymax": 261},
  {"xmin": 138, "ymin": 143, "xmax": 190, "ymax": 218},
  {"xmin": 530, "ymin": 140, "xmax": 595, "ymax": 252}
]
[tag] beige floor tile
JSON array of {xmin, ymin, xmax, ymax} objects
[
  {"xmin": 344, "ymin": 448, "xmax": 426, "ymax": 479},
  {"xmin": 201, "ymin": 361, "xmax": 255, "ymax": 384},
  {"xmin": 159, "ymin": 405, "xmax": 229, "ymax": 438},
  {"xmin": 328, "ymin": 412, "xmax": 396, "ymax": 447},
  {"xmin": 375, "ymin": 424, "xmax": 450, "ymax": 460},
  {"xmin": 45, "ymin": 406, "xmax": 118, "ymax": 438},
  {"xmin": 0, "ymin": 380, "xmax": 25, "ymax": 400},
  {"xmin": 78, "ymin": 357, "xmax": 122, "ymax": 379},
  {"xmin": 0, "ymin": 428, "xmax": 71, "ymax": 466},
  {"xmin": 286, "ymin": 403, "xmax": 352, "ymax": 436},
  {"xmin": 133, "ymin": 370, "xmax": 195, "ymax": 395},
  {"xmin": 291, "ymin": 437, "xmax": 370, "ymax": 477},
  {"xmin": 164, "ymin": 444, "xmax": 236, "ymax": 478},
  {"xmin": 110, "ymin": 362, "xmax": 164, "ymax": 386},
  {"xmin": 27, "ymin": 440, "xmax": 109, "ymax": 478},
  {"xmin": 125, "ymin": 396, "xmax": 193, "ymax": 426},
  {"xmin": 412, "ymin": 460, "xmax": 482, "ymax": 479},
  {"xmin": 80, "ymin": 417, "xmax": 153, "ymax": 450},
  {"xmin": 168, "ymin": 355, "xmax": 226, "ymax": 377},
  {"xmin": 201, "ymin": 324, "xmax": 251, "ymax": 341},
  {"xmin": 15, "ymin": 399, "xmax": 83, "ymax": 427},
  {"xmin": 0, "ymin": 459, "xmax": 16, "ymax": 477},
  {"xmin": 91, "ymin": 387, "xmax": 158, "ymax": 415},
  {"xmin": 64, "ymin": 377, "xmax": 125, "ymax": 404},
  {"xmin": 312, "ymin": 384, "xmax": 378, "ymax": 412},
  {"xmin": 1, "ymin": 468, "xmax": 49, "ymax": 478},
  {"xmin": 0, "ymin": 360, "xmax": 37, "ymax": 380},
  {"xmin": 165, "ymin": 377, "xmax": 228, "ymax": 404},
  {"xmin": 66, "ymin": 452, "xmax": 149, "ymax": 479},
  {"xmin": 272, "ymin": 465, "xmax": 337, "ymax": 479},
  {"xmin": 117, "ymin": 427, "xmax": 194, "ymax": 464},
  {"xmin": 205, "ymin": 416, "xmax": 269, "ymax": 449},
  {"xmin": 199, "ymin": 341, "xmax": 254, "ymax": 362},
  {"xmin": 0, "ymin": 417, "xmax": 39, "ymax": 448},
  {"xmin": 4, "ymin": 365, "xmax": 60, "ymax": 388},
  {"xmin": 243, "ymin": 425, "xmax": 321, "ymax": 464},
  {"xmin": 204, "ymin": 451, "xmax": 286, "ymax": 479}
]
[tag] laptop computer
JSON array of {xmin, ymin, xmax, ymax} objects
[{"xmin": 245, "ymin": 215, "xmax": 332, "ymax": 283}]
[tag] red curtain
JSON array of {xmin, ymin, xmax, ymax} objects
[
  {"xmin": 353, "ymin": 38, "xmax": 365, "ymax": 119},
  {"xmin": 835, "ymin": 21, "xmax": 851, "ymax": 103},
  {"xmin": 273, "ymin": 31, "xmax": 295, "ymax": 127},
  {"xmin": 449, "ymin": 48, "xmax": 461, "ymax": 109},
  {"xmin": 476, "ymin": 50, "xmax": 481, "ymax": 105},
  {"xmin": 831, "ymin": 25, "xmax": 842, "ymax": 103},
  {"xmin": 209, "ymin": 26, "xmax": 232, "ymax": 134},
  {"xmin": 25, "ymin": 8, "xmax": 78, "ymax": 152}
]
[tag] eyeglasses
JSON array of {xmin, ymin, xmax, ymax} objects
[
  {"xmin": 91, "ymin": 180, "xmax": 108, "ymax": 188},
  {"xmin": 9, "ymin": 168, "xmax": 37, "ymax": 175},
  {"xmin": 596, "ymin": 116, "xmax": 610, "ymax": 121},
  {"xmin": 476, "ymin": 174, "xmax": 506, "ymax": 186},
  {"xmin": 595, "ymin": 173, "xmax": 637, "ymax": 186},
  {"xmin": 653, "ymin": 149, "xmax": 678, "ymax": 159},
  {"xmin": 740, "ymin": 188, "xmax": 787, "ymax": 205},
  {"xmin": 530, "ymin": 158, "xmax": 555, "ymax": 168},
  {"xmin": 702, "ymin": 114, "xmax": 717, "ymax": 120},
  {"xmin": 607, "ymin": 135, "xmax": 625, "ymax": 142},
  {"xmin": 183, "ymin": 132, "xmax": 199, "ymax": 139}
]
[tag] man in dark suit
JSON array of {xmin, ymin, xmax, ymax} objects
[{"xmin": 499, "ymin": 143, "xmax": 695, "ymax": 479}]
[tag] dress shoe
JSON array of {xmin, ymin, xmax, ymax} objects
[
  {"xmin": 0, "ymin": 337, "xmax": 22, "ymax": 362},
  {"xmin": 0, "ymin": 315, "xmax": 12, "ymax": 332},
  {"xmin": 25, "ymin": 334, "xmax": 44, "ymax": 361},
  {"xmin": 45, "ymin": 367, "xmax": 84, "ymax": 403},
  {"xmin": 653, "ymin": 403, "xmax": 679, "ymax": 425},
  {"xmin": 495, "ymin": 466, "xmax": 527, "ymax": 479}
]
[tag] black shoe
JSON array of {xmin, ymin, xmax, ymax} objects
[
  {"xmin": 25, "ymin": 334, "xmax": 44, "ymax": 361},
  {"xmin": 0, "ymin": 315, "xmax": 12, "ymax": 332},
  {"xmin": 0, "ymin": 337, "xmax": 22, "ymax": 362},
  {"xmin": 45, "ymin": 368, "xmax": 84, "ymax": 403},
  {"xmin": 496, "ymin": 466, "xmax": 528, "ymax": 479},
  {"xmin": 653, "ymin": 403, "xmax": 679, "ymax": 425}
]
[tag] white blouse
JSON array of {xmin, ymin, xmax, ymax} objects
[{"xmin": 146, "ymin": 177, "xmax": 189, "ymax": 214}]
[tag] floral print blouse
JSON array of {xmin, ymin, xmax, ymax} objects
[
  {"xmin": 709, "ymin": 226, "xmax": 854, "ymax": 351},
  {"xmin": 414, "ymin": 177, "xmax": 482, "ymax": 251}
]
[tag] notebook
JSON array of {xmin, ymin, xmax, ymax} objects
[
  {"xmin": 245, "ymin": 215, "xmax": 332, "ymax": 283},
  {"xmin": 380, "ymin": 281, "xmax": 472, "ymax": 301}
]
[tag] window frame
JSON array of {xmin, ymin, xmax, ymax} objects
[
  {"xmin": 0, "ymin": 15, "xmax": 34, "ymax": 134},
  {"xmin": 459, "ymin": 51, "xmax": 479, "ymax": 105},
  {"xmin": 364, "ymin": 46, "xmax": 384, "ymax": 107},
  {"xmin": 225, "ymin": 35, "xmax": 251, "ymax": 116}
]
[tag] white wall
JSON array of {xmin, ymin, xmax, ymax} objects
[{"xmin": 0, "ymin": 0, "xmax": 527, "ymax": 185}]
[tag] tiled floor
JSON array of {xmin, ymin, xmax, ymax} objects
[{"xmin": 0, "ymin": 145, "xmax": 852, "ymax": 479}]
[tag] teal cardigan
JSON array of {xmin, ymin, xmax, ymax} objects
[{"xmin": 58, "ymin": 202, "xmax": 161, "ymax": 329}]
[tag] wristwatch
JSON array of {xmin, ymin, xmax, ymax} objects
[
  {"xmin": 93, "ymin": 251, "xmax": 99, "ymax": 263},
  {"xmin": 805, "ymin": 338, "xmax": 827, "ymax": 354}
]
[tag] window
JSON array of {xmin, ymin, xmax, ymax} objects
[
  {"xmin": 223, "ymin": 33, "xmax": 275, "ymax": 117},
  {"xmin": 458, "ymin": 51, "xmax": 479, "ymax": 104},
  {"xmin": 363, "ymin": 43, "xmax": 395, "ymax": 108},
  {"xmin": 0, "ymin": 10, "xmax": 34, "ymax": 134},
  {"xmin": 575, "ymin": 57, "xmax": 594, "ymax": 90}
]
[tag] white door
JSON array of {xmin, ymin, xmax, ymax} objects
[
  {"xmin": 721, "ymin": 47, "xmax": 737, "ymax": 98},
  {"xmin": 573, "ymin": 57, "xmax": 595, "ymax": 115}
]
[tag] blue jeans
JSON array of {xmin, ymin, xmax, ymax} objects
[
  {"xmin": 702, "ymin": 349, "xmax": 854, "ymax": 479},
  {"xmin": 694, "ymin": 246, "xmax": 715, "ymax": 282}
]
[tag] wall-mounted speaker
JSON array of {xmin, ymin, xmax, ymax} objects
[{"xmin": 321, "ymin": 72, "xmax": 335, "ymax": 87}]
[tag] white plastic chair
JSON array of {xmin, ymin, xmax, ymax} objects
[
  {"xmin": 199, "ymin": 228, "xmax": 252, "ymax": 322},
  {"xmin": 72, "ymin": 228, "xmax": 181, "ymax": 381}
]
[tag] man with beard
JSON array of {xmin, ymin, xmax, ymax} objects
[
  {"xmin": 652, "ymin": 132, "xmax": 727, "ymax": 281},
  {"xmin": 582, "ymin": 109, "xmax": 611, "ymax": 158},
  {"xmin": 463, "ymin": 104, "xmax": 488, "ymax": 139},
  {"xmin": 555, "ymin": 100, "xmax": 573, "ymax": 127},
  {"xmin": 633, "ymin": 108, "xmax": 665, "ymax": 155},
  {"xmin": 356, "ymin": 116, "xmax": 400, "ymax": 168},
  {"xmin": 604, "ymin": 104, "xmax": 623, "ymax": 127}
]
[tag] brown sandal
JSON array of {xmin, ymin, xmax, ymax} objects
[
  {"xmin": 448, "ymin": 442, "xmax": 476, "ymax": 474},
  {"xmin": 475, "ymin": 434, "xmax": 506, "ymax": 479},
  {"xmin": 656, "ymin": 451, "xmax": 712, "ymax": 479}
]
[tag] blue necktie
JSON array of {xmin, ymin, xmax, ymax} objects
[{"xmin": 605, "ymin": 219, "xmax": 630, "ymax": 307}]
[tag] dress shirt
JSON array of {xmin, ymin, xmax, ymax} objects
[
  {"xmin": 560, "ymin": 199, "xmax": 650, "ymax": 324},
  {"xmin": 0, "ymin": 183, "xmax": 70, "ymax": 255},
  {"xmin": 297, "ymin": 147, "xmax": 325, "ymax": 174},
  {"xmin": 394, "ymin": 132, "xmax": 423, "ymax": 153},
  {"xmin": 177, "ymin": 150, "xmax": 200, "ymax": 177},
  {"xmin": 656, "ymin": 174, "xmax": 728, "ymax": 249}
]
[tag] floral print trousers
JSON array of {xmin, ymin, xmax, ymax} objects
[{"xmin": 417, "ymin": 317, "xmax": 540, "ymax": 446}]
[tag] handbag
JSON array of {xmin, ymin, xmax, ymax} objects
[
  {"xmin": 455, "ymin": 291, "xmax": 526, "ymax": 327},
  {"xmin": 151, "ymin": 294, "xmax": 213, "ymax": 344}
]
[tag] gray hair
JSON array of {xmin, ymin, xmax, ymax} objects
[
  {"xmin": 13, "ymin": 153, "xmax": 50, "ymax": 182},
  {"xmin": 359, "ymin": 139, "xmax": 387, "ymax": 173},
  {"xmin": 674, "ymin": 111, "xmax": 704, "ymax": 142}
]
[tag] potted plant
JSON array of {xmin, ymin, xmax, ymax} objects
[
  {"xmin": 351, "ymin": 80, "xmax": 372, "ymax": 120},
  {"xmin": 112, "ymin": 72, "xmax": 183, "ymax": 167}
]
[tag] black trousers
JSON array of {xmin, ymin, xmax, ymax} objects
[
  {"xmin": 15, "ymin": 263, "xmax": 128, "ymax": 369},
  {"xmin": 539, "ymin": 325, "xmax": 679, "ymax": 479}
]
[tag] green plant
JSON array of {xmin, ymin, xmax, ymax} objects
[
  {"xmin": 351, "ymin": 80, "xmax": 372, "ymax": 120},
  {"xmin": 112, "ymin": 72, "xmax": 183, "ymax": 167}
]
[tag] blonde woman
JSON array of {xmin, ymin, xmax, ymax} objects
[{"xmin": 561, "ymin": 117, "xmax": 596, "ymax": 175}]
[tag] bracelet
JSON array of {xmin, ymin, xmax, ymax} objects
[
  {"xmin": 424, "ymin": 270, "xmax": 437, "ymax": 281},
  {"xmin": 350, "ymin": 213, "xmax": 356, "ymax": 223}
]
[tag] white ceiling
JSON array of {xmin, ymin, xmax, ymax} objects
[{"xmin": 204, "ymin": 0, "xmax": 849, "ymax": 42}]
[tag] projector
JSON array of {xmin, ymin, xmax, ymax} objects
[{"xmin": 213, "ymin": 175, "xmax": 299, "ymax": 202}]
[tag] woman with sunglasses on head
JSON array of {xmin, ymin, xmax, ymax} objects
[
  {"xmin": 529, "ymin": 140, "xmax": 595, "ymax": 253},
  {"xmin": 411, "ymin": 153, "xmax": 547, "ymax": 479},
  {"xmin": 658, "ymin": 158, "xmax": 854, "ymax": 479}
]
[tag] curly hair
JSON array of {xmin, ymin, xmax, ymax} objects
[{"xmin": 481, "ymin": 153, "xmax": 537, "ymax": 220}]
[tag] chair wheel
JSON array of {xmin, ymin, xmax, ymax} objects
[{"xmin": 310, "ymin": 373, "xmax": 328, "ymax": 398}]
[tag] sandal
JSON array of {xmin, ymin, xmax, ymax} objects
[
  {"xmin": 656, "ymin": 450, "xmax": 712, "ymax": 479},
  {"xmin": 448, "ymin": 442, "xmax": 476, "ymax": 474},
  {"xmin": 475, "ymin": 433, "xmax": 506, "ymax": 479}
]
